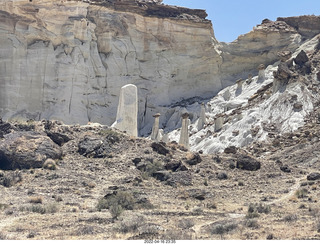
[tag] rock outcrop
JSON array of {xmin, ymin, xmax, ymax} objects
[{"xmin": 0, "ymin": 131, "xmax": 62, "ymax": 170}]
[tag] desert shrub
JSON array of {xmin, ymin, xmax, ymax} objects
[
  {"xmin": 97, "ymin": 198, "xmax": 109, "ymax": 211},
  {"xmin": 46, "ymin": 203, "xmax": 59, "ymax": 213},
  {"xmin": 178, "ymin": 218, "xmax": 195, "ymax": 229},
  {"xmin": 161, "ymin": 229, "xmax": 193, "ymax": 240},
  {"xmin": 283, "ymin": 214, "xmax": 298, "ymax": 222},
  {"xmin": 217, "ymin": 172, "xmax": 228, "ymax": 180},
  {"xmin": 97, "ymin": 191, "xmax": 135, "ymax": 212},
  {"xmin": 266, "ymin": 234, "xmax": 274, "ymax": 240},
  {"xmin": 116, "ymin": 213, "xmax": 145, "ymax": 233},
  {"xmin": 255, "ymin": 203, "xmax": 271, "ymax": 214},
  {"xmin": 99, "ymin": 129, "xmax": 121, "ymax": 143},
  {"xmin": 75, "ymin": 226, "xmax": 95, "ymax": 236},
  {"xmin": 0, "ymin": 171, "xmax": 22, "ymax": 187},
  {"xmin": 245, "ymin": 219, "xmax": 259, "ymax": 229},
  {"xmin": 210, "ymin": 222, "xmax": 238, "ymax": 238},
  {"xmin": 246, "ymin": 212, "xmax": 260, "ymax": 219},
  {"xmin": 138, "ymin": 224, "xmax": 160, "ymax": 235},
  {"xmin": 43, "ymin": 159, "xmax": 57, "ymax": 170},
  {"xmin": 246, "ymin": 203, "xmax": 271, "ymax": 219},
  {"xmin": 192, "ymin": 206, "xmax": 203, "ymax": 214},
  {"xmin": 21, "ymin": 205, "xmax": 46, "ymax": 214},
  {"xmin": 20, "ymin": 203, "xmax": 59, "ymax": 214},
  {"xmin": 0, "ymin": 232, "xmax": 7, "ymax": 240},
  {"xmin": 0, "ymin": 203, "xmax": 8, "ymax": 211},
  {"xmin": 144, "ymin": 160, "xmax": 164, "ymax": 178},
  {"xmin": 295, "ymin": 188, "xmax": 308, "ymax": 198},
  {"xmin": 109, "ymin": 204, "xmax": 123, "ymax": 219}
]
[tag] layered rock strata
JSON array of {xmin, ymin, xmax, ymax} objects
[
  {"xmin": 0, "ymin": 0, "xmax": 222, "ymax": 131},
  {"xmin": 1, "ymin": 0, "xmax": 320, "ymax": 137}
]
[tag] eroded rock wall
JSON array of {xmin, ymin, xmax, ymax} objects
[{"xmin": 0, "ymin": 0, "xmax": 222, "ymax": 130}]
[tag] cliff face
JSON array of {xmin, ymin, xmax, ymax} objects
[
  {"xmin": 0, "ymin": 0, "xmax": 222, "ymax": 128},
  {"xmin": 0, "ymin": 0, "xmax": 320, "ymax": 135}
]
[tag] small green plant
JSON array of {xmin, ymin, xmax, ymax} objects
[
  {"xmin": 178, "ymin": 218, "xmax": 195, "ymax": 229},
  {"xmin": 109, "ymin": 204, "xmax": 123, "ymax": 219},
  {"xmin": 146, "ymin": 160, "xmax": 164, "ymax": 177},
  {"xmin": 116, "ymin": 213, "xmax": 145, "ymax": 233},
  {"xmin": 20, "ymin": 203, "xmax": 59, "ymax": 214},
  {"xmin": 97, "ymin": 191, "xmax": 135, "ymax": 212},
  {"xmin": 210, "ymin": 222, "xmax": 238, "ymax": 239},
  {"xmin": 283, "ymin": 214, "xmax": 298, "ymax": 222},
  {"xmin": 245, "ymin": 219, "xmax": 259, "ymax": 229},
  {"xmin": 43, "ymin": 159, "xmax": 57, "ymax": 170},
  {"xmin": 0, "ymin": 203, "xmax": 8, "ymax": 211},
  {"xmin": 0, "ymin": 232, "xmax": 7, "ymax": 240},
  {"xmin": 99, "ymin": 129, "xmax": 122, "ymax": 143},
  {"xmin": 246, "ymin": 203, "xmax": 271, "ymax": 219},
  {"xmin": 0, "ymin": 171, "xmax": 22, "ymax": 187},
  {"xmin": 295, "ymin": 188, "xmax": 308, "ymax": 198}
]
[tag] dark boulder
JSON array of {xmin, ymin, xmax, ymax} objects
[
  {"xmin": 236, "ymin": 155, "xmax": 261, "ymax": 171},
  {"xmin": 152, "ymin": 170, "xmax": 171, "ymax": 181},
  {"xmin": 224, "ymin": 146, "xmax": 237, "ymax": 154},
  {"xmin": 274, "ymin": 62, "xmax": 292, "ymax": 80},
  {"xmin": 151, "ymin": 142, "xmax": 169, "ymax": 156},
  {"xmin": 78, "ymin": 136, "xmax": 106, "ymax": 158},
  {"xmin": 280, "ymin": 165, "xmax": 291, "ymax": 173},
  {"xmin": 185, "ymin": 152, "xmax": 202, "ymax": 165},
  {"xmin": 164, "ymin": 160, "xmax": 182, "ymax": 172},
  {"xmin": 46, "ymin": 131, "xmax": 72, "ymax": 146},
  {"xmin": 187, "ymin": 189, "xmax": 207, "ymax": 201},
  {"xmin": 294, "ymin": 50, "xmax": 311, "ymax": 75},
  {"xmin": 307, "ymin": 172, "xmax": 320, "ymax": 181},
  {"xmin": 217, "ymin": 172, "xmax": 228, "ymax": 180},
  {"xmin": 0, "ymin": 122, "xmax": 12, "ymax": 135},
  {"xmin": 294, "ymin": 50, "xmax": 309, "ymax": 66},
  {"xmin": 0, "ymin": 132, "xmax": 62, "ymax": 170},
  {"xmin": 132, "ymin": 157, "xmax": 142, "ymax": 166}
]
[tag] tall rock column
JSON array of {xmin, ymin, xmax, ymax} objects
[
  {"xmin": 179, "ymin": 112, "xmax": 190, "ymax": 149},
  {"xmin": 257, "ymin": 64, "xmax": 266, "ymax": 83},
  {"xmin": 214, "ymin": 115, "xmax": 224, "ymax": 132},
  {"xmin": 197, "ymin": 103, "xmax": 206, "ymax": 131},
  {"xmin": 112, "ymin": 84, "xmax": 138, "ymax": 137},
  {"xmin": 151, "ymin": 113, "xmax": 161, "ymax": 141}
]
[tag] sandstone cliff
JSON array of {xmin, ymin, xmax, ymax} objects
[
  {"xmin": 0, "ymin": 0, "xmax": 222, "ymax": 129},
  {"xmin": 1, "ymin": 0, "xmax": 320, "ymax": 137}
]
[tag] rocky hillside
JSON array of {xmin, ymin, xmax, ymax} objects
[
  {"xmin": 0, "ymin": 117, "xmax": 320, "ymax": 240},
  {"xmin": 167, "ymin": 34, "xmax": 320, "ymax": 154}
]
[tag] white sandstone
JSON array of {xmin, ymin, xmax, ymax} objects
[
  {"xmin": 151, "ymin": 113, "xmax": 161, "ymax": 141},
  {"xmin": 112, "ymin": 84, "xmax": 138, "ymax": 137},
  {"xmin": 179, "ymin": 112, "xmax": 190, "ymax": 149},
  {"xmin": 197, "ymin": 103, "xmax": 206, "ymax": 131}
]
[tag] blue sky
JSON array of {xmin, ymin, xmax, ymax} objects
[{"xmin": 163, "ymin": 0, "xmax": 320, "ymax": 42}]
